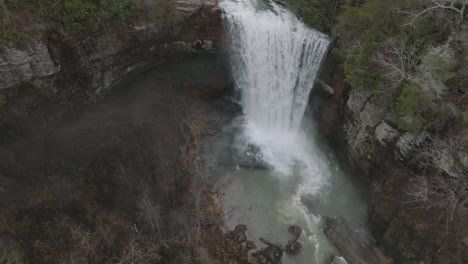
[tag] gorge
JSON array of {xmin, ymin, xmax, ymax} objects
[{"xmin": 0, "ymin": 0, "xmax": 467, "ymax": 263}]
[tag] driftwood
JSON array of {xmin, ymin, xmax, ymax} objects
[
  {"xmin": 323, "ymin": 216, "xmax": 392, "ymax": 264},
  {"xmin": 259, "ymin": 238, "xmax": 285, "ymax": 251},
  {"xmin": 252, "ymin": 238, "xmax": 285, "ymax": 264}
]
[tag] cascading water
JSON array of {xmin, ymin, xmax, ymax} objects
[
  {"xmin": 221, "ymin": 0, "xmax": 329, "ymax": 176},
  {"xmin": 214, "ymin": 1, "xmax": 368, "ymax": 263},
  {"xmin": 222, "ymin": 0, "xmax": 329, "ymax": 133}
]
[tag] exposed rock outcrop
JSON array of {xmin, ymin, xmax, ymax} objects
[
  {"xmin": 0, "ymin": 41, "xmax": 59, "ymax": 89},
  {"xmin": 311, "ymin": 36, "xmax": 468, "ymax": 264},
  {"xmin": 323, "ymin": 216, "xmax": 390, "ymax": 264},
  {"xmin": 0, "ymin": 0, "xmax": 223, "ymax": 142}
]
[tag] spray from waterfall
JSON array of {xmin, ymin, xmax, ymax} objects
[{"xmin": 221, "ymin": 0, "xmax": 329, "ymax": 176}]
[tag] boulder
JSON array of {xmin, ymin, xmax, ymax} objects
[
  {"xmin": 234, "ymin": 224, "xmax": 247, "ymax": 234},
  {"xmin": 347, "ymin": 90, "xmax": 371, "ymax": 114},
  {"xmin": 285, "ymin": 239, "xmax": 302, "ymax": 255},
  {"xmin": 0, "ymin": 41, "xmax": 59, "ymax": 89},
  {"xmin": 395, "ymin": 132, "xmax": 428, "ymax": 159},
  {"xmin": 288, "ymin": 225, "xmax": 302, "ymax": 240},
  {"xmin": 358, "ymin": 102, "xmax": 384, "ymax": 128},
  {"xmin": 374, "ymin": 121, "xmax": 398, "ymax": 147}
]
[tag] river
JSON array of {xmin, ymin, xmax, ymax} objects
[{"xmin": 204, "ymin": 0, "xmax": 370, "ymax": 263}]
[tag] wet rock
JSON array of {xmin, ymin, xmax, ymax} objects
[
  {"xmin": 285, "ymin": 239, "xmax": 302, "ymax": 255},
  {"xmin": 254, "ymin": 246, "xmax": 283, "ymax": 264},
  {"xmin": 235, "ymin": 224, "xmax": 247, "ymax": 234},
  {"xmin": 288, "ymin": 225, "xmax": 302, "ymax": 240},
  {"xmin": 374, "ymin": 121, "xmax": 398, "ymax": 147},
  {"xmin": 239, "ymin": 240, "xmax": 257, "ymax": 262},
  {"xmin": 323, "ymin": 216, "xmax": 389, "ymax": 264},
  {"xmin": 254, "ymin": 238, "xmax": 285, "ymax": 263},
  {"xmin": 236, "ymin": 144, "xmax": 270, "ymax": 169},
  {"xmin": 234, "ymin": 232, "xmax": 247, "ymax": 244},
  {"xmin": 226, "ymin": 224, "xmax": 248, "ymax": 244},
  {"xmin": 246, "ymin": 240, "xmax": 257, "ymax": 250}
]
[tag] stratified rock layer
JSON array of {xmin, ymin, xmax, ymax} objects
[{"xmin": 0, "ymin": 0, "xmax": 223, "ymax": 141}]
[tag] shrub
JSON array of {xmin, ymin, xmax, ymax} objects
[
  {"xmin": 50, "ymin": 0, "xmax": 99, "ymax": 30},
  {"xmin": 336, "ymin": 0, "xmax": 440, "ymax": 93},
  {"xmin": 287, "ymin": 0, "xmax": 344, "ymax": 32},
  {"xmin": 0, "ymin": 27, "xmax": 30, "ymax": 42},
  {"xmin": 420, "ymin": 48, "xmax": 456, "ymax": 82},
  {"xmin": 9, "ymin": 0, "xmax": 136, "ymax": 30},
  {"xmin": 104, "ymin": 0, "xmax": 136, "ymax": 21},
  {"xmin": 395, "ymin": 83, "xmax": 434, "ymax": 133}
]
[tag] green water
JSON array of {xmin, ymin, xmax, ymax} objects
[{"xmin": 210, "ymin": 117, "xmax": 368, "ymax": 264}]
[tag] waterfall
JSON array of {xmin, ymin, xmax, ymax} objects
[
  {"xmin": 217, "ymin": 3, "xmax": 370, "ymax": 263},
  {"xmin": 221, "ymin": 0, "xmax": 330, "ymax": 175},
  {"xmin": 221, "ymin": 0, "xmax": 329, "ymax": 133}
]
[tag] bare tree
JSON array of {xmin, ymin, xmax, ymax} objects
[
  {"xmin": 405, "ymin": 0, "xmax": 467, "ymax": 28},
  {"xmin": 0, "ymin": 240, "xmax": 23, "ymax": 264},
  {"xmin": 112, "ymin": 239, "xmax": 161, "ymax": 264},
  {"xmin": 137, "ymin": 193, "xmax": 162, "ymax": 238},
  {"xmin": 412, "ymin": 134, "xmax": 467, "ymax": 176},
  {"xmin": 405, "ymin": 173, "xmax": 468, "ymax": 228},
  {"xmin": 406, "ymin": 133, "xmax": 468, "ymax": 228},
  {"xmin": 373, "ymin": 38, "xmax": 418, "ymax": 91},
  {"xmin": 404, "ymin": 175, "xmax": 430, "ymax": 206}
]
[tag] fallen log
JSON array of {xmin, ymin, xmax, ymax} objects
[{"xmin": 323, "ymin": 216, "xmax": 392, "ymax": 264}]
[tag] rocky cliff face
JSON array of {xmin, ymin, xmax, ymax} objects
[
  {"xmin": 312, "ymin": 37, "xmax": 468, "ymax": 264},
  {"xmin": 0, "ymin": 0, "xmax": 223, "ymax": 142}
]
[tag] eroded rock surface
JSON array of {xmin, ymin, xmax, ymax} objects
[
  {"xmin": 0, "ymin": 0, "xmax": 223, "ymax": 141},
  {"xmin": 0, "ymin": 42, "xmax": 59, "ymax": 89},
  {"xmin": 311, "ymin": 37, "xmax": 468, "ymax": 264}
]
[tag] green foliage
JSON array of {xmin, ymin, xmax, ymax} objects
[
  {"xmin": 7, "ymin": 0, "xmax": 48, "ymax": 9},
  {"xmin": 464, "ymin": 111, "xmax": 468, "ymax": 124},
  {"xmin": 104, "ymin": 0, "xmax": 136, "ymax": 21},
  {"xmin": 7, "ymin": 0, "xmax": 136, "ymax": 30},
  {"xmin": 50, "ymin": 0, "xmax": 99, "ymax": 30},
  {"xmin": 395, "ymin": 83, "xmax": 433, "ymax": 133},
  {"xmin": 420, "ymin": 50, "xmax": 456, "ymax": 82},
  {"xmin": 0, "ymin": 27, "xmax": 31, "ymax": 42},
  {"xmin": 336, "ymin": 0, "xmax": 438, "ymax": 92},
  {"xmin": 287, "ymin": 0, "xmax": 344, "ymax": 32},
  {"xmin": 0, "ymin": 94, "xmax": 6, "ymax": 108},
  {"xmin": 341, "ymin": 30, "xmax": 384, "ymax": 91},
  {"xmin": 337, "ymin": 0, "xmax": 401, "ymax": 91}
]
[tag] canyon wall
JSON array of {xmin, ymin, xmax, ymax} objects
[
  {"xmin": 0, "ymin": 0, "xmax": 223, "ymax": 142},
  {"xmin": 311, "ymin": 34, "xmax": 468, "ymax": 264}
]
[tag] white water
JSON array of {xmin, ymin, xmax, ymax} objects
[
  {"xmin": 221, "ymin": 0, "xmax": 329, "ymax": 176},
  {"xmin": 215, "ymin": 1, "xmax": 367, "ymax": 263}
]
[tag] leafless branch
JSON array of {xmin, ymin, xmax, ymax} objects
[
  {"xmin": 137, "ymin": 193, "xmax": 162, "ymax": 238},
  {"xmin": 405, "ymin": 0, "xmax": 467, "ymax": 28},
  {"xmin": 373, "ymin": 38, "xmax": 418, "ymax": 91}
]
